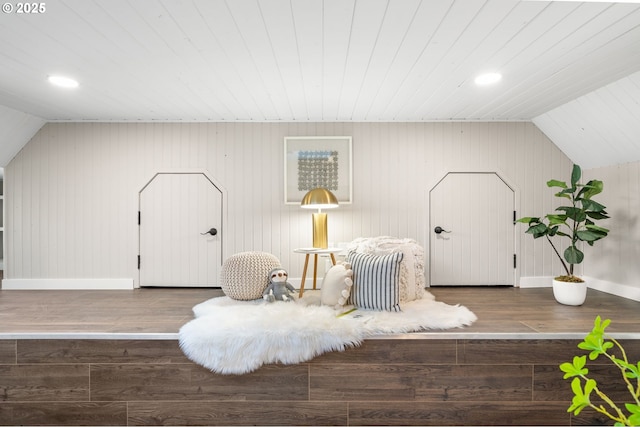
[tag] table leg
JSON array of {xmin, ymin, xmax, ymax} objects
[
  {"xmin": 312, "ymin": 254, "xmax": 319, "ymax": 290},
  {"xmin": 298, "ymin": 254, "xmax": 310, "ymax": 298},
  {"xmin": 330, "ymin": 253, "xmax": 337, "ymax": 265}
]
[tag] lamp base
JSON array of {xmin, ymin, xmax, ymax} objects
[{"xmin": 312, "ymin": 213, "xmax": 328, "ymax": 249}]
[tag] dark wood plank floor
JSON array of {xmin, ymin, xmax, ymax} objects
[{"xmin": 0, "ymin": 286, "xmax": 638, "ymax": 336}]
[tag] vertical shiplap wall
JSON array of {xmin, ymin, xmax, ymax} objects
[
  {"xmin": 5, "ymin": 121, "xmax": 573, "ymax": 286},
  {"xmin": 584, "ymin": 162, "xmax": 640, "ymax": 291}
]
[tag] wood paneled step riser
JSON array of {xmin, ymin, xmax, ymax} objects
[{"xmin": 1, "ymin": 338, "xmax": 639, "ymax": 426}]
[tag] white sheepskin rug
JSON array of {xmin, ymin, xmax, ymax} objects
[{"xmin": 179, "ymin": 291, "xmax": 476, "ymax": 375}]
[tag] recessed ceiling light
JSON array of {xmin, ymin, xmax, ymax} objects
[
  {"xmin": 474, "ymin": 72, "xmax": 502, "ymax": 86},
  {"xmin": 48, "ymin": 75, "xmax": 79, "ymax": 88}
]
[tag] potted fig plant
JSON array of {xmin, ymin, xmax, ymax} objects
[{"xmin": 517, "ymin": 164, "xmax": 609, "ymax": 305}]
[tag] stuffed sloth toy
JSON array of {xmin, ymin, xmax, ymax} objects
[{"xmin": 263, "ymin": 268, "xmax": 296, "ymax": 302}]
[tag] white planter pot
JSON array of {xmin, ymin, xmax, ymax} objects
[{"xmin": 552, "ymin": 279, "xmax": 587, "ymax": 306}]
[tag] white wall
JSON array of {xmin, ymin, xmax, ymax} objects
[
  {"xmin": 582, "ymin": 162, "xmax": 640, "ymax": 299},
  {"xmin": 4, "ymin": 121, "xmax": 573, "ymax": 288}
]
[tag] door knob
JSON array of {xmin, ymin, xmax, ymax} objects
[
  {"xmin": 201, "ymin": 228, "xmax": 218, "ymax": 236},
  {"xmin": 434, "ymin": 226, "xmax": 451, "ymax": 234}
]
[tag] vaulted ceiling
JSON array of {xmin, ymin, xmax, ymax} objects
[{"xmin": 1, "ymin": 0, "xmax": 639, "ymax": 168}]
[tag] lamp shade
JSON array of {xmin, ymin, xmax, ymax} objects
[{"xmin": 300, "ymin": 188, "xmax": 339, "ymax": 209}]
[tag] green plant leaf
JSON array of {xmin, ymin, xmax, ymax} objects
[
  {"xmin": 585, "ymin": 224, "xmax": 609, "ymax": 234},
  {"xmin": 581, "ymin": 199, "xmax": 607, "ymax": 212},
  {"xmin": 587, "ymin": 211, "xmax": 610, "ymax": 220},
  {"xmin": 627, "ymin": 403, "xmax": 640, "ymax": 426},
  {"xmin": 563, "ymin": 208, "xmax": 587, "ymax": 222},
  {"xmin": 560, "ymin": 355, "xmax": 589, "ymax": 379},
  {"xmin": 556, "ymin": 206, "xmax": 586, "ymax": 221},
  {"xmin": 547, "ymin": 214, "xmax": 568, "ymax": 226},
  {"xmin": 517, "ymin": 216, "xmax": 543, "ymax": 224},
  {"xmin": 526, "ymin": 223, "xmax": 548, "ymax": 237},
  {"xmin": 621, "ymin": 361, "xmax": 640, "ymax": 379},
  {"xmin": 564, "ymin": 245, "xmax": 584, "ymax": 265},
  {"xmin": 571, "ymin": 164, "xmax": 582, "ymax": 187},
  {"xmin": 581, "ymin": 179, "xmax": 604, "ymax": 199},
  {"xmin": 593, "ymin": 316, "xmax": 611, "ymax": 335},
  {"xmin": 547, "ymin": 179, "xmax": 568, "ymax": 189},
  {"xmin": 576, "ymin": 230, "xmax": 605, "ymax": 242},
  {"xmin": 554, "ymin": 206, "xmax": 574, "ymax": 213},
  {"xmin": 577, "ymin": 317, "xmax": 614, "ymax": 359},
  {"xmin": 568, "ymin": 377, "xmax": 593, "ymax": 416}
]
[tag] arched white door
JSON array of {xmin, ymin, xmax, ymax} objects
[
  {"xmin": 430, "ymin": 172, "xmax": 514, "ymax": 286},
  {"xmin": 139, "ymin": 172, "xmax": 223, "ymax": 287}
]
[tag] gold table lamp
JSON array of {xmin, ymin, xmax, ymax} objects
[{"xmin": 300, "ymin": 188, "xmax": 339, "ymax": 248}]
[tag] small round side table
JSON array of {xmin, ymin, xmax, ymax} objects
[{"xmin": 294, "ymin": 248, "xmax": 343, "ymax": 297}]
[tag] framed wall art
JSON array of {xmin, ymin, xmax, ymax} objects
[{"xmin": 284, "ymin": 136, "xmax": 353, "ymax": 205}]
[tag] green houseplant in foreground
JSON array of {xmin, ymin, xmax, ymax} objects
[{"xmin": 560, "ymin": 316, "xmax": 640, "ymax": 426}]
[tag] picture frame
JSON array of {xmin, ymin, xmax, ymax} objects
[{"xmin": 284, "ymin": 136, "xmax": 353, "ymax": 205}]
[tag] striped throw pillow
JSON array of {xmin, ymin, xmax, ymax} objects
[{"xmin": 347, "ymin": 251, "xmax": 404, "ymax": 312}]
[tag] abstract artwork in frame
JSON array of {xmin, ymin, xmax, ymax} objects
[{"xmin": 284, "ymin": 136, "xmax": 353, "ymax": 205}]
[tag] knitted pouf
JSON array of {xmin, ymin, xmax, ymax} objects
[{"xmin": 220, "ymin": 251, "xmax": 281, "ymax": 300}]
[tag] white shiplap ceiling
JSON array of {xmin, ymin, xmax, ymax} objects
[
  {"xmin": 533, "ymin": 70, "xmax": 640, "ymax": 169},
  {"xmin": 0, "ymin": 0, "xmax": 639, "ymax": 166}
]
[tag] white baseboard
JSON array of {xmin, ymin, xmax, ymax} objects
[
  {"xmin": 583, "ymin": 276, "xmax": 640, "ymax": 302},
  {"xmin": 1, "ymin": 278, "xmax": 134, "ymax": 290},
  {"xmin": 519, "ymin": 276, "xmax": 553, "ymax": 288},
  {"xmin": 519, "ymin": 276, "xmax": 640, "ymax": 302},
  {"xmin": 1, "ymin": 278, "xmax": 312, "ymax": 291}
]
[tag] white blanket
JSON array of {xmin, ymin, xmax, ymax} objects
[{"xmin": 179, "ymin": 291, "xmax": 476, "ymax": 375}]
